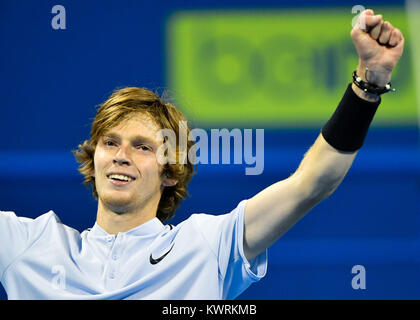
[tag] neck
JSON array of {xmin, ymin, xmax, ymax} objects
[{"xmin": 96, "ymin": 198, "xmax": 159, "ymax": 235}]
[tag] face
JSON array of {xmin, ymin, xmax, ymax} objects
[{"xmin": 93, "ymin": 113, "xmax": 175, "ymax": 215}]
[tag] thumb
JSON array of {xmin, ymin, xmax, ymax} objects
[
  {"xmin": 364, "ymin": 9, "xmax": 374, "ymax": 16},
  {"xmin": 354, "ymin": 11, "xmax": 382, "ymax": 32}
]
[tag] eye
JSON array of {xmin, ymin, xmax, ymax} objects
[
  {"xmin": 104, "ymin": 139, "xmax": 116, "ymax": 147},
  {"xmin": 137, "ymin": 144, "xmax": 152, "ymax": 152}
]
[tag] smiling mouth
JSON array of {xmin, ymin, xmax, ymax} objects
[{"xmin": 107, "ymin": 174, "xmax": 136, "ymax": 186}]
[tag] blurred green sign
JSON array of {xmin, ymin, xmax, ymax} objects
[{"xmin": 167, "ymin": 7, "xmax": 416, "ymax": 127}]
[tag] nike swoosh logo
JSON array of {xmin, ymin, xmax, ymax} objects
[{"xmin": 149, "ymin": 243, "xmax": 175, "ymax": 265}]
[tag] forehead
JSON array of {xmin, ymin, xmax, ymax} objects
[{"xmin": 104, "ymin": 113, "xmax": 163, "ymax": 141}]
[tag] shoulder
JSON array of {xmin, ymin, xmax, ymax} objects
[
  {"xmin": 0, "ymin": 209, "xmax": 79, "ymax": 241},
  {"xmin": 182, "ymin": 199, "xmax": 249, "ymax": 229},
  {"xmin": 173, "ymin": 199, "xmax": 249, "ymax": 245},
  {"xmin": 0, "ymin": 209, "xmax": 54, "ymax": 230}
]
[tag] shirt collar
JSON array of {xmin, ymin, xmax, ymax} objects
[{"xmin": 89, "ymin": 217, "xmax": 165, "ymax": 238}]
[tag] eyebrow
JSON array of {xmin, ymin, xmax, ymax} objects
[{"xmin": 103, "ymin": 132, "xmax": 159, "ymax": 146}]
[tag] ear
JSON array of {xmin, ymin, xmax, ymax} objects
[{"xmin": 162, "ymin": 174, "xmax": 178, "ymax": 187}]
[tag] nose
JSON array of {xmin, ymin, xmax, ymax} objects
[
  {"xmin": 113, "ymin": 145, "xmax": 131, "ymax": 166},
  {"xmin": 113, "ymin": 158, "xmax": 130, "ymax": 166}
]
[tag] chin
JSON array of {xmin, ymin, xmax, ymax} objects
[{"xmin": 101, "ymin": 192, "xmax": 136, "ymax": 215}]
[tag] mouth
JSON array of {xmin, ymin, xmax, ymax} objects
[{"xmin": 106, "ymin": 173, "xmax": 136, "ymax": 187}]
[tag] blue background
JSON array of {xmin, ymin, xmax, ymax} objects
[{"xmin": 0, "ymin": 0, "xmax": 419, "ymax": 299}]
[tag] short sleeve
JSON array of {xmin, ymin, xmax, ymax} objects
[
  {"xmin": 0, "ymin": 211, "xmax": 53, "ymax": 280},
  {"xmin": 191, "ymin": 200, "xmax": 268, "ymax": 299}
]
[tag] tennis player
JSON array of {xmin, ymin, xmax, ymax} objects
[{"xmin": 0, "ymin": 9, "xmax": 404, "ymax": 299}]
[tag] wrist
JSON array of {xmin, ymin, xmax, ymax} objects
[
  {"xmin": 322, "ymin": 83, "xmax": 380, "ymax": 152},
  {"xmin": 356, "ymin": 63, "xmax": 392, "ymax": 87},
  {"xmin": 351, "ymin": 82, "xmax": 380, "ymax": 102},
  {"xmin": 353, "ymin": 63, "xmax": 394, "ymax": 98}
]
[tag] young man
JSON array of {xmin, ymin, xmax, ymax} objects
[{"xmin": 0, "ymin": 10, "xmax": 404, "ymax": 299}]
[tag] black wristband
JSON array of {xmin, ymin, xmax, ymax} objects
[{"xmin": 321, "ymin": 83, "xmax": 381, "ymax": 152}]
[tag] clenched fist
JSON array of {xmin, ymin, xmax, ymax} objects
[{"xmin": 351, "ymin": 9, "xmax": 405, "ymax": 87}]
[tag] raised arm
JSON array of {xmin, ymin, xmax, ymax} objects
[{"xmin": 243, "ymin": 9, "xmax": 405, "ymax": 260}]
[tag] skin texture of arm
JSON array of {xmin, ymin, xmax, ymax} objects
[
  {"xmin": 244, "ymin": 133, "xmax": 357, "ymax": 260},
  {"xmin": 243, "ymin": 9, "xmax": 405, "ymax": 261}
]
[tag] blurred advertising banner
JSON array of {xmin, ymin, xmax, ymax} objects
[{"xmin": 167, "ymin": 7, "xmax": 416, "ymax": 128}]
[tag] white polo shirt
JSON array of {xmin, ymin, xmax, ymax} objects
[{"xmin": 0, "ymin": 199, "xmax": 267, "ymax": 300}]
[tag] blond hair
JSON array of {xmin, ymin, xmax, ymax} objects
[{"xmin": 72, "ymin": 87, "xmax": 196, "ymax": 222}]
